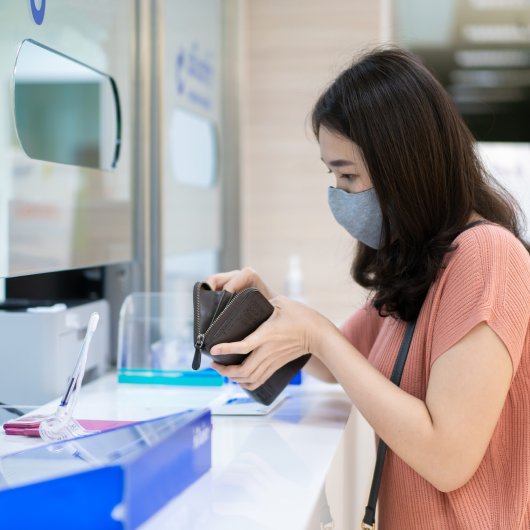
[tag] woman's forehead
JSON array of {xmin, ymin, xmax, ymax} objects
[{"xmin": 319, "ymin": 127, "xmax": 360, "ymax": 165}]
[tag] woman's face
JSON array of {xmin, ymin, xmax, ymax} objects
[{"xmin": 319, "ymin": 126, "xmax": 373, "ymax": 194}]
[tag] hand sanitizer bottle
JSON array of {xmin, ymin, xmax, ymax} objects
[{"xmin": 285, "ymin": 254, "xmax": 305, "ymax": 303}]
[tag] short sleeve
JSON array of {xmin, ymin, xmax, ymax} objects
[
  {"xmin": 340, "ymin": 302, "xmax": 385, "ymax": 358},
  {"xmin": 430, "ymin": 225, "xmax": 530, "ymax": 375}
]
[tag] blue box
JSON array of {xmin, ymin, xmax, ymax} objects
[
  {"xmin": 0, "ymin": 409, "xmax": 211, "ymax": 530},
  {"xmin": 289, "ymin": 371, "xmax": 302, "ymax": 385}
]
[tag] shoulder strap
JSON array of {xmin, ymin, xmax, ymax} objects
[
  {"xmin": 362, "ymin": 320, "xmax": 416, "ymax": 529},
  {"xmin": 462, "ymin": 219, "xmax": 491, "ymax": 231}
]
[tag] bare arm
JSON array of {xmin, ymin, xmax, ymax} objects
[
  {"xmin": 315, "ymin": 320, "xmax": 512, "ymax": 492},
  {"xmin": 210, "ymin": 297, "xmax": 513, "ymax": 492},
  {"xmin": 303, "ymin": 355, "xmax": 337, "ymax": 383}
]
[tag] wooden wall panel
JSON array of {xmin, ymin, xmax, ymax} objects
[
  {"xmin": 240, "ymin": 2, "xmax": 384, "ymax": 526},
  {"xmin": 241, "ymin": 0, "xmax": 382, "ymax": 324}
]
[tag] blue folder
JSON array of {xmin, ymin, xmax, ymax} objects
[{"xmin": 0, "ymin": 409, "xmax": 212, "ymax": 530}]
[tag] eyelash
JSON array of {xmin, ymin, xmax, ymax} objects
[{"xmin": 327, "ymin": 169, "xmax": 357, "ymax": 180}]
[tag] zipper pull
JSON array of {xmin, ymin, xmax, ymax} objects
[{"xmin": 192, "ymin": 334, "xmax": 205, "ymax": 370}]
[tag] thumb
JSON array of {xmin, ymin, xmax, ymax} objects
[{"xmin": 210, "ymin": 329, "xmax": 262, "ymax": 355}]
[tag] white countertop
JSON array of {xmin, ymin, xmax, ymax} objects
[{"xmin": 0, "ymin": 374, "xmax": 351, "ymax": 530}]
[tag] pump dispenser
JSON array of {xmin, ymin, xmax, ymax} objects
[{"xmin": 285, "ymin": 254, "xmax": 305, "ymax": 303}]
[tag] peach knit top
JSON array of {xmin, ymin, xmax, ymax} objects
[{"xmin": 341, "ymin": 223, "xmax": 530, "ymax": 529}]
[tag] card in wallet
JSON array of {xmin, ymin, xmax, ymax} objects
[{"xmin": 192, "ymin": 282, "xmax": 311, "ymax": 406}]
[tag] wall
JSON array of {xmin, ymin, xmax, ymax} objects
[
  {"xmin": 240, "ymin": 1, "xmax": 386, "ymax": 527},
  {"xmin": 240, "ymin": 0, "xmax": 382, "ymax": 323}
]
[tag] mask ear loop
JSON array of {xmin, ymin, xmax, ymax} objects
[{"xmin": 39, "ymin": 313, "xmax": 100, "ymax": 442}]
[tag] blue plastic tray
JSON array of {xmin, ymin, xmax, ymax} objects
[{"xmin": 118, "ymin": 367, "xmax": 225, "ymax": 386}]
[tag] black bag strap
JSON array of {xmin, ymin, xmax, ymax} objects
[
  {"xmin": 361, "ymin": 218, "xmax": 492, "ymax": 529},
  {"xmin": 462, "ymin": 219, "xmax": 491, "ymax": 230},
  {"xmin": 362, "ymin": 320, "xmax": 416, "ymax": 529}
]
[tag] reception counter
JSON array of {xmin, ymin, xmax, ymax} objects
[{"xmin": 0, "ymin": 374, "xmax": 352, "ymax": 529}]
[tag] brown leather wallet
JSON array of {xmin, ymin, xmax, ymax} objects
[{"xmin": 192, "ymin": 282, "xmax": 311, "ymax": 405}]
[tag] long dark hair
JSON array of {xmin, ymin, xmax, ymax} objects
[{"xmin": 312, "ymin": 46, "xmax": 529, "ymax": 322}]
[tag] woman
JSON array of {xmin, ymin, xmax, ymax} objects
[{"xmin": 206, "ymin": 47, "xmax": 530, "ymax": 529}]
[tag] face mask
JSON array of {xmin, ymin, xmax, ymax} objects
[{"xmin": 327, "ymin": 186, "xmax": 384, "ymax": 249}]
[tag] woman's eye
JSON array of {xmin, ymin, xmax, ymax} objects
[{"xmin": 326, "ymin": 170, "xmax": 358, "ymax": 180}]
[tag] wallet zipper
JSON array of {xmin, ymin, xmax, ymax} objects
[
  {"xmin": 192, "ymin": 284, "xmax": 204, "ymax": 369},
  {"xmin": 194, "ymin": 288, "xmax": 257, "ymax": 365}
]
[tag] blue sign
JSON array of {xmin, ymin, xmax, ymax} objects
[
  {"xmin": 30, "ymin": 0, "xmax": 46, "ymax": 25},
  {"xmin": 175, "ymin": 42, "xmax": 214, "ymax": 111}
]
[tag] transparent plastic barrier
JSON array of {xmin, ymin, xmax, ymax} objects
[{"xmin": 117, "ymin": 292, "xmax": 224, "ymax": 386}]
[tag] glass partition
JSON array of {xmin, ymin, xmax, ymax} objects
[{"xmin": 0, "ymin": 1, "xmax": 133, "ymax": 277}]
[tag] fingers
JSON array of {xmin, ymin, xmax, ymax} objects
[
  {"xmin": 241, "ymin": 360, "xmax": 277, "ymax": 390},
  {"xmin": 209, "ymin": 322, "xmax": 271, "ymax": 385},
  {"xmin": 210, "ymin": 336, "xmax": 279, "ymax": 387},
  {"xmin": 210, "ymin": 361, "xmax": 256, "ymax": 383},
  {"xmin": 210, "ymin": 338, "xmax": 252, "ymax": 356},
  {"xmin": 211, "ymin": 356, "xmax": 279, "ymax": 390},
  {"xmin": 210, "ymin": 355, "xmax": 269, "ymax": 385},
  {"xmin": 205, "ymin": 267, "xmax": 256, "ymax": 292},
  {"xmin": 241, "ymin": 363, "xmax": 274, "ymax": 390},
  {"xmin": 210, "ymin": 318, "xmax": 272, "ymax": 356},
  {"xmin": 205, "ymin": 270, "xmax": 240, "ymax": 291},
  {"xmin": 238, "ymin": 363, "xmax": 271, "ymax": 388},
  {"xmin": 206, "ymin": 267, "xmax": 279, "ymax": 301},
  {"xmin": 223, "ymin": 267, "xmax": 259, "ymax": 293}
]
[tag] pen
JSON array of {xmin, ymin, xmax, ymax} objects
[
  {"xmin": 60, "ymin": 312, "xmax": 99, "ymax": 408},
  {"xmin": 39, "ymin": 312, "xmax": 100, "ymax": 441}
]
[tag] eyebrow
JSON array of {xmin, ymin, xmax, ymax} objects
[{"xmin": 321, "ymin": 158, "xmax": 356, "ymax": 168}]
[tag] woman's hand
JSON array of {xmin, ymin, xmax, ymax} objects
[
  {"xmin": 209, "ymin": 295, "xmax": 337, "ymax": 390},
  {"xmin": 206, "ymin": 267, "xmax": 277, "ymax": 299}
]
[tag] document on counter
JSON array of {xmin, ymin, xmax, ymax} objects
[{"xmin": 209, "ymin": 391, "xmax": 287, "ymax": 416}]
